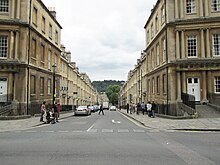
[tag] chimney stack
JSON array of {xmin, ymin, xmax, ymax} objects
[{"xmin": 48, "ymin": 7, "xmax": 56, "ymax": 19}]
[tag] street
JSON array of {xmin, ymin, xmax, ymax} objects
[{"xmin": 0, "ymin": 110, "xmax": 219, "ymax": 165}]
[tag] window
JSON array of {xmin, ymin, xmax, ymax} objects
[
  {"xmin": 187, "ymin": 36, "xmax": 197, "ymax": 57},
  {"xmin": 152, "ymin": 78, "xmax": 155, "ymax": 94},
  {"xmin": 0, "ymin": 0, "xmax": 9, "ymax": 13},
  {"xmin": 49, "ymin": 24, "xmax": 52, "ymax": 39},
  {"xmin": 31, "ymin": 38, "xmax": 37, "ymax": 58},
  {"xmin": 162, "ymin": 38, "xmax": 166, "ymax": 62},
  {"xmin": 161, "ymin": 5, "xmax": 165, "ymax": 24},
  {"xmin": 30, "ymin": 75, "xmax": 36, "ymax": 94},
  {"xmin": 147, "ymin": 79, "xmax": 150, "ymax": 93},
  {"xmin": 151, "ymin": 23, "xmax": 154, "ymax": 38},
  {"xmin": 47, "ymin": 79, "xmax": 51, "ymax": 95},
  {"xmin": 212, "ymin": 0, "xmax": 220, "ymax": 11},
  {"xmin": 155, "ymin": 14, "xmax": 159, "ymax": 33},
  {"xmin": 41, "ymin": 44, "xmax": 45, "ymax": 62},
  {"xmin": 156, "ymin": 44, "xmax": 160, "ymax": 66},
  {"xmin": 156, "ymin": 76, "xmax": 160, "ymax": 94},
  {"xmin": 214, "ymin": 76, "xmax": 220, "ymax": 93},
  {"xmin": 151, "ymin": 49, "xmax": 154, "ymax": 69},
  {"xmin": 147, "ymin": 53, "xmax": 150, "ymax": 71},
  {"xmin": 162, "ymin": 74, "xmax": 167, "ymax": 94},
  {"xmin": 146, "ymin": 30, "xmax": 150, "ymax": 44},
  {"xmin": 0, "ymin": 36, "xmax": 8, "ymax": 58},
  {"xmin": 55, "ymin": 30, "xmax": 58, "ymax": 44},
  {"xmin": 42, "ymin": 16, "xmax": 46, "ymax": 33},
  {"xmin": 48, "ymin": 50, "xmax": 51, "ymax": 70},
  {"xmin": 32, "ymin": 7, "xmax": 38, "ymax": 26},
  {"xmin": 186, "ymin": 0, "xmax": 196, "ymax": 14},
  {"xmin": 40, "ymin": 77, "xmax": 44, "ymax": 95},
  {"xmin": 212, "ymin": 34, "xmax": 220, "ymax": 56}
]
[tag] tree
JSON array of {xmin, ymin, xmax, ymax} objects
[{"xmin": 106, "ymin": 85, "xmax": 121, "ymax": 105}]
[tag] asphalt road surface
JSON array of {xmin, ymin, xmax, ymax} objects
[{"xmin": 0, "ymin": 110, "xmax": 219, "ymax": 165}]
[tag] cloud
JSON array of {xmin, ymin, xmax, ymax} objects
[{"xmin": 42, "ymin": 0, "xmax": 156, "ymax": 81}]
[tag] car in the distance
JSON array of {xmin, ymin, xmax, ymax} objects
[
  {"xmin": 109, "ymin": 106, "xmax": 117, "ymax": 111},
  {"xmin": 74, "ymin": 106, "xmax": 91, "ymax": 116}
]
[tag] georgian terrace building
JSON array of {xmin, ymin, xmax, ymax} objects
[
  {"xmin": 0, "ymin": 0, "xmax": 97, "ymax": 115},
  {"xmin": 119, "ymin": 0, "xmax": 220, "ymax": 116}
]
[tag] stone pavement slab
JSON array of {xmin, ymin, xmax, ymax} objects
[
  {"xmin": 118, "ymin": 109, "xmax": 220, "ymax": 131},
  {"xmin": 0, "ymin": 112, "xmax": 73, "ymax": 132}
]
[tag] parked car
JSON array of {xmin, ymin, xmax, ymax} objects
[
  {"xmin": 109, "ymin": 106, "xmax": 117, "ymax": 111},
  {"xmin": 88, "ymin": 106, "xmax": 95, "ymax": 112},
  {"xmin": 74, "ymin": 106, "xmax": 91, "ymax": 116}
]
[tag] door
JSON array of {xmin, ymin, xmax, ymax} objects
[
  {"xmin": 0, "ymin": 78, "xmax": 7, "ymax": 102},
  {"xmin": 187, "ymin": 78, "xmax": 200, "ymax": 101}
]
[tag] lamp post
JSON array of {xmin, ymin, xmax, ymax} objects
[{"xmin": 52, "ymin": 64, "xmax": 56, "ymax": 107}]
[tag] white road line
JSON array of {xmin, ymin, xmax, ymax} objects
[
  {"xmin": 112, "ymin": 119, "xmax": 121, "ymax": 124},
  {"xmin": 87, "ymin": 124, "xmax": 95, "ymax": 132},
  {"xmin": 72, "ymin": 130, "xmax": 83, "ymax": 133},
  {"xmin": 102, "ymin": 129, "xmax": 113, "ymax": 133},
  {"xmin": 118, "ymin": 129, "xmax": 129, "ymax": 133},
  {"xmin": 88, "ymin": 129, "xmax": 98, "ymax": 133},
  {"xmin": 133, "ymin": 129, "xmax": 145, "ymax": 133},
  {"xmin": 41, "ymin": 131, "xmax": 54, "ymax": 133},
  {"xmin": 25, "ymin": 131, "xmax": 37, "ymax": 133}
]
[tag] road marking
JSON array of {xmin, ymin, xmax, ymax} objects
[
  {"xmin": 88, "ymin": 129, "xmax": 98, "ymax": 133},
  {"xmin": 87, "ymin": 124, "xmax": 95, "ymax": 132},
  {"xmin": 118, "ymin": 129, "xmax": 129, "ymax": 133},
  {"xmin": 72, "ymin": 130, "xmax": 83, "ymax": 133},
  {"xmin": 112, "ymin": 119, "xmax": 121, "ymax": 124},
  {"xmin": 25, "ymin": 131, "xmax": 37, "ymax": 133},
  {"xmin": 102, "ymin": 129, "xmax": 113, "ymax": 133},
  {"xmin": 41, "ymin": 131, "xmax": 54, "ymax": 133},
  {"xmin": 133, "ymin": 129, "xmax": 145, "ymax": 133}
]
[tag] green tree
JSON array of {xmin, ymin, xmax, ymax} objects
[{"xmin": 106, "ymin": 85, "xmax": 120, "ymax": 105}]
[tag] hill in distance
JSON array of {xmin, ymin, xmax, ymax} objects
[{"xmin": 92, "ymin": 80, "xmax": 125, "ymax": 93}]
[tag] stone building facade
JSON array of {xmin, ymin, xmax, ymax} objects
[
  {"xmin": 0, "ymin": 0, "xmax": 97, "ymax": 115},
  {"xmin": 119, "ymin": 0, "xmax": 220, "ymax": 116}
]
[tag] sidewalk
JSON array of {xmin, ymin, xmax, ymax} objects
[
  {"xmin": 0, "ymin": 111, "xmax": 73, "ymax": 132},
  {"xmin": 118, "ymin": 109, "xmax": 220, "ymax": 131}
]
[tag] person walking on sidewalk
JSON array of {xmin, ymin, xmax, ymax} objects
[
  {"xmin": 146, "ymin": 101, "xmax": 152, "ymax": 117},
  {"xmin": 40, "ymin": 101, "xmax": 46, "ymax": 122},
  {"xmin": 126, "ymin": 103, "xmax": 129, "ymax": 113},
  {"xmin": 99, "ymin": 105, "xmax": 104, "ymax": 115},
  {"xmin": 53, "ymin": 102, "xmax": 59, "ymax": 122},
  {"xmin": 151, "ymin": 101, "xmax": 156, "ymax": 118},
  {"xmin": 137, "ymin": 103, "xmax": 141, "ymax": 115},
  {"xmin": 141, "ymin": 102, "xmax": 145, "ymax": 115}
]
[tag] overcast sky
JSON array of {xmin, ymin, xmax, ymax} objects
[{"xmin": 42, "ymin": 0, "xmax": 156, "ymax": 81}]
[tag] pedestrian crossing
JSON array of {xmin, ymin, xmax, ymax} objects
[{"xmin": 13, "ymin": 128, "xmax": 164, "ymax": 133}]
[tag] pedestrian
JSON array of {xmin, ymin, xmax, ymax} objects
[
  {"xmin": 57, "ymin": 101, "xmax": 61, "ymax": 119},
  {"xmin": 126, "ymin": 103, "xmax": 129, "ymax": 113},
  {"xmin": 129, "ymin": 103, "xmax": 132, "ymax": 114},
  {"xmin": 53, "ymin": 102, "xmax": 59, "ymax": 122},
  {"xmin": 141, "ymin": 102, "xmax": 145, "ymax": 115},
  {"xmin": 99, "ymin": 104, "xmax": 104, "ymax": 115},
  {"xmin": 151, "ymin": 101, "xmax": 156, "ymax": 118},
  {"xmin": 137, "ymin": 103, "xmax": 141, "ymax": 115},
  {"xmin": 146, "ymin": 101, "xmax": 152, "ymax": 117},
  {"xmin": 40, "ymin": 101, "xmax": 46, "ymax": 122}
]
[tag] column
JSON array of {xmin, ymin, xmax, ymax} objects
[
  {"xmin": 206, "ymin": 28, "xmax": 211, "ymax": 58},
  {"xmin": 175, "ymin": 0, "xmax": 179, "ymax": 19},
  {"xmin": 176, "ymin": 30, "xmax": 180, "ymax": 59},
  {"xmin": 10, "ymin": 31, "xmax": 14, "ymax": 59},
  {"xmin": 202, "ymin": 71, "xmax": 208, "ymax": 103},
  {"xmin": 180, "ymin": 0, "xmax": 184, "ymax": 18},
  {"xmin": 182, "ymin": 72, "xmax": 186, "ymax": 93},
  {"xmin": 200, "ymin": 0, "xmax": 204, "ymax": 17},
  {"xmin": 177, "ymin": 72, "xmax": 182, "ymax": 101},
  {"xmin": 16, "ymin": 0, "xmax": 20, "ymax": 19},
  {"xmin": 14, "ymin": 31, "xmax": 19, "ymax": 59},
  {"xmin": 204, "ymin": 0, "xmax": 209, "ymax": 17},
  {"xmin": 181, "ymin": 30, "xmax": 185, "ymax": 59},
  {"xmin": 201, "ymin": 29, "xmax": 205, "ymax": 58},
  {"xmin": 11, "ymin": 0, "xmax": 15, "ymax": 18}
]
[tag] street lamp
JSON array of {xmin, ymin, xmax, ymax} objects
[{"xmin": 52, "ymin": 64, "xmax": 56, "ymax": 107}]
